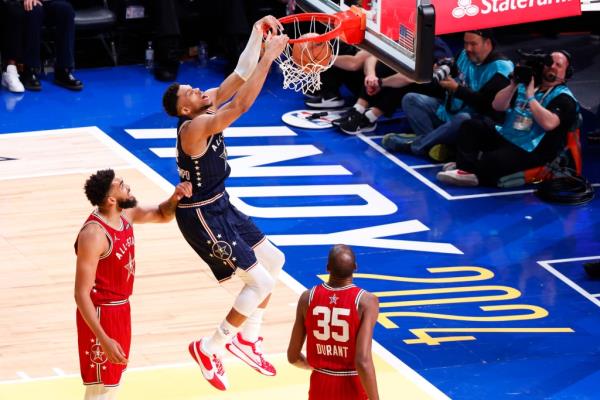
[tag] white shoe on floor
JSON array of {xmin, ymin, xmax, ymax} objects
[
  {"xmin": 2, "ymin": 65, "xmax": 25, "ymax": 93},
  {"xmin": 436, "ymin": 169, "xmax": 479, "ymax": 186}
]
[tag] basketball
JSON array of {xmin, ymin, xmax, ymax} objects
[{"xmin": 291, "ymin": 33, "xmax": 333, "ymax": 72}]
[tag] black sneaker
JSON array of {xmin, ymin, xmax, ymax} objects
[
  {"xmin": 339, "ymin": 112, "xmax": 377, "ymax": 135},
  {"xmin": 304, "ymin": 88, "xmax": 322, "ymax": 100},
  {"xmin": 331, "ymin": 108, "xmax": 359, "ymax": 127},
  {"xmin": 305, "ymin": 95, "xmax": 345, "ymax": 109},
  {"xmin": 54, "ymin": 68, "xmax": 83, "ymax": 91},
  {"xmin": 20, "ymin": 67, "xmax": 42, "ymax": 91}
]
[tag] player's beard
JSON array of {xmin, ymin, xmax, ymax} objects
[{"xmin": 118, "ymin": 197, "xmax": 138, "ymax": 209}]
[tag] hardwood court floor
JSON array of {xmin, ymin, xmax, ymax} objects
[{"xmin": 0, "ymin": 128, "xmax": 436, "ymax": 399}]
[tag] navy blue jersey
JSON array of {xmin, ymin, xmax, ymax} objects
[{"xmin": 176, "ymin": 116, "xmax": 231, "ymax": 203}]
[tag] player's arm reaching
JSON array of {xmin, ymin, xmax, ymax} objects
[
  {"xmin": 185, "ymin": 34, "xmax": 288, "ymax": 142},
  {"xmin": 355, "ymin": 291, "xmax": 380, "ymax": 400},
  {"xmin": 287, "ymin": 290, "xmax": 312, "ymax": 370},
  {"xmin": 74, "ymin": 226, "xmax": 128, "ymax": 365},
  {"xmin": 125, "ymin": 182, "xmax": 192, "ymax": 224},
  {"xmin": 209, "ymin": 15, "xmax": 284, "ymax": 108}
]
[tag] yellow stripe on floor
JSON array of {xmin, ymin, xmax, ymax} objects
[{"xmin": 0, "ymin": 354, "xmax": 437, "ymax": 399}]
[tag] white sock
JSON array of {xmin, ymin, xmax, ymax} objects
[
  {"xmin": 353, "ymin": 103, "xmax": 366, "ymax": 114},
  {"xmin": 205, "ymin": 319, "xmax": 238, "ymax": 356},
  {"xmin": 364, "ymin": 110, "xmax": 379, "ymax": 123},
  {"xmin": 241, "ymin": 308, "xmax": 265, "ymax": 342}
]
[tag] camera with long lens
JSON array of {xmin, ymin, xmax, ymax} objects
[
  {"xmin": 512, "ymin": 49, "xmax": 553, "ymax": 86},
  {"xmin": 432, "ymin": 58, "xmax": 457, "ymax": 83}
]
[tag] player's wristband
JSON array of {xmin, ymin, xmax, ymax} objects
[{"xmin": 526, "ymin": 96, "xmax": 536, "ymax": 104}]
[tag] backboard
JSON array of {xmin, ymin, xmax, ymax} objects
[{"xmin": 295, "ymin": 0, "xmax": 435, "ymax": 82}]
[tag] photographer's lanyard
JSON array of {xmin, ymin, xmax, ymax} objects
[{"xmin": 497, "ymin": 85, "xmax": 574, "ymax": 152}]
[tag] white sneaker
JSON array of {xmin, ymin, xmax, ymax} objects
[
  {"xmin": 1, "ymin": 65, "xmax": 25, "ymax": 93},
  {"xmin": 188, "ymin": 338, "xmax": 229, "ymax": 391},
  {"xmin": 226, "ymin": 333, "xmax": 276, "ymax": 376},
  {"xmin": 436, "ymin": 169, "xmax": 479, "ymax": 186}
]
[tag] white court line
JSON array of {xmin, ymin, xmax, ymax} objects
[
  {"xmin": 1, "ymin": 356, "xmax": 283, "ymax": 385},
  {"xmin": 15, "ymin": 371, "xmax": 30, "ymax": 381},
  {"xmin": 538, "ymin": 255, "xmax": 600, "ymax": 309},
  {"xmin": 358, "ymin": 133, "xmax": 453, "ymax": 200},
  {"xmin": 411, "ymin": 163, "xmax": 443, "ymax": 170},
  {"xmin": 0, "ymin": 127, "xmax": 94, "ymax": 138},
  {"xmin": 52, "ymin": 368, "xmax": 65, "ymax": 376},
  {"xmin": 0, "ymin": 167, "xmax": 134, "ymax": 181},
  {"xmin": 357, "ymin": 133, "xmax": 565, "ymax": 200},
  {"xmin": 125, "ymin": 126, "xmax": 297, "ymax": 139}
]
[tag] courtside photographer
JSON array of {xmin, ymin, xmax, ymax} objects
[
  {"xmin": 437, "ymin": 49, "xmax": 580, "ymax": 187},
  {"xmin": 382, "ymin": 30, "xmax": 514, "ymax": 162}
]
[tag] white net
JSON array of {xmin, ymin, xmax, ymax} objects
[{"xmin": 274, "ymin": 15, "xmax": 340, "ymax": 95}]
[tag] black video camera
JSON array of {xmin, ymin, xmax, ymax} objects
[
  {"xmin": 512, "ymin": 49, "xmax": 553, "ymax": 86},
  {"xmin": 432, "ymin": 58, "xmax": 458, "ymax": 83}
]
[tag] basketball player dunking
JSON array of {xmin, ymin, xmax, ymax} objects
[
  {"xmin": 74, "ymin": 169, "xmax": 192, "ymax": 399},
  {"xmin": 287, "ymin": 244, "xmax": 380, "ymax": 400},
  {"xmin": 161, "ymin": 17, "xmax": 288, "ymax": 391}
]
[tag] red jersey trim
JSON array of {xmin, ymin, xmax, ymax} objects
[
  {"xmin": 92, "ymin": 210, "xmax": 124, "ymax": 231},
  {"xmin": 322, "ymin": 283, "xmax": 356, "ymax": 291},
  {"xmin": 355, "ymin": 289, "xmax": 365, "ymax": 311},
  {"xmin": 80, "ymin": 221, "xmax": 113, "ymax": 260}
]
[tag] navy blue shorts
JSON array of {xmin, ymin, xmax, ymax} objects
[{"xmin": 176, "ymin": 192, "xmax": 266, "ymax": 282}]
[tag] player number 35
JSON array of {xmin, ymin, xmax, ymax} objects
[{"xmin": 312, "ymin": 306, "xmax": 350, "ymax": 342}]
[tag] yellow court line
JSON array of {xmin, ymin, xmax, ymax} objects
[{"xmin": 0, "ymin": 354, "xmax": 436, "ymax": 400}]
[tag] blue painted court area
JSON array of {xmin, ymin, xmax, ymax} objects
[{"xmin": 2, "ymin": 62, "xmax": 600, "ymax": 399}]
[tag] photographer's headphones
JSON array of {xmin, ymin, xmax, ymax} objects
[{"xmin": 555, "ymin": 49, "xmax": 574, "ymax": 80}]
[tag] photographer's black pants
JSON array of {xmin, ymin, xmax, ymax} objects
[{"xmin": 456, "ymin": 118, "xmax": 558, "ymax": 186}]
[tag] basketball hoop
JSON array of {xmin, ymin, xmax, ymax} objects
[{"xmin": 274, "ymin": 8, "xmax": 366, "ymax": 94}]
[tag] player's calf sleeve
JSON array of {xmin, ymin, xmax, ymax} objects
[
  {"xmin": 254, "ymin": 239, "xmax": 285, "ymax": 280},
  {"xmin": 233, "ymin": 263, "xmax": 275, "ymax": 317}
]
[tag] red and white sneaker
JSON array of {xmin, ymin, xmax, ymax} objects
[
  {"xmin": 226, "ymin": 333, "xmax": 276, "ymax": 376},
  {"xmin": 188, "ymin": 339, "xmax": 229, "ymax": 391}
]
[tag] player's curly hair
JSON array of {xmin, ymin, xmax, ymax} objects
[
  {"xmin": 162, "ymin": 83, "xmax": 181, "ymax": 117},
  {"xmin": 84, "ymin": 169, "xmax": 115, "ymax": 206}
]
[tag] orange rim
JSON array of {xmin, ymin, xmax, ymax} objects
[{"xmin": 278, "ymin": 13, "xmax": 342, "ymax": 44}]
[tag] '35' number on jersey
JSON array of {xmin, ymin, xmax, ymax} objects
[{"xmin": 312, "ymin": 306, "xmax": 350, "ymax": 342}]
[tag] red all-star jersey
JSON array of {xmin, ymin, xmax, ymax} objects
[
  {"xmin": 305, "ymin": 283, "xmax": 365, "ymax": 374},
  {"xmin": 75, "ymin": 211, "xmax": 135, "ymax": 305}
]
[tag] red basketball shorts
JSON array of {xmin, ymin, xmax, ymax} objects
[
  {"xmin": 76, "ymin": 301, "xmax": 131, "ymax": 386},
  {"xmin": 308, "ymin": 370, "xmax": 368, "ymax": 400}
]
